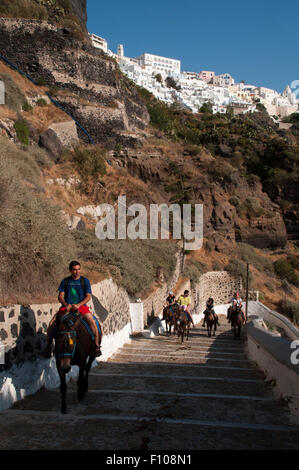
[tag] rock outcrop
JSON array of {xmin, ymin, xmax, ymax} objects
[
  {"xmin": 0, "ymin": 18, "xmax": 150, "ymax": 148},
  {"xmin": 39, "ymin": 120, "xmax": 79, "ymax": 158}
]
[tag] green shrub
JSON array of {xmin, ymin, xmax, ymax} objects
[
  {"xmin": 183, "ymin": 259, "xmax": 206, "ymax": 283},
  {"xmin": 72, "ymin": 145, "xmax": 107, "ymax": 186},
  {"xmin": 287, "ymin": 255, "xmax": 299, "ymax": 270},
  {"xmin": 48, "ymin": 85, "xmax": 59, "ymax": 96},
  {"xmin": 229, "ymin": 196, "xmax": 240, "ymax": 208},
  {"xmin": 36, "ymin": 98, "xmax": 47, "ymax": 107},
  {"xmin": 199, "ymin": 102, "xmax": 213, "ymax": 114},
  {"xmin": 225, "ymin": 258, "xmax": 252, "ymax": 285},
  {"xmin": 0, "ymin": 0, "xmax": 48, "ymax": 20},
  {"xmin": 238, "ymin": 198, "xmax": 265, "ymax": 218},
  {"xmin": 256, "ymin": 102, "xmax": 267, "ymax": 113},
  {"xmin": 74, "ymin": 231, "xmax": 178, "ymax": 296},
  {"xmin": 36, "ymin": 77, "xmax": 47, "ymax": 86},
  {"xmin": 205, "ymin": 160, "xmax": 232, "ymax": 183},
  {"xmin": 281, "ymin": 113, "xmax": 299, "ymax": 124},
  {"xmin": 264, "ymin": 281, "xmax": 275, "ymax": 293},
  {"xmin": 277, "ymin": 299, "xmax": 299, "ymax": 324},
  {"xmin": 14, "ymin": 119, "xmax": 30, "ymax": 145},
  {"xmin": 22, "ymin": 102, "xmax": 33, "ymax": 112},
  {"xmin": 273, "ymin": 259, "xmax": 299, "ymax": 286},
  {"xmin": 165, "ymin": 76, "xmax": 181, "ymax": 91},
  {"xmin": 237, "ymin": 243, "xmax": 273, "ymax": 273}
]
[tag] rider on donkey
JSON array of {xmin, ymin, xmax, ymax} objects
[
  {"xmin": 202, "ymin": 297, "xmax": 220, "ymax": 327},
  {"xmin": 227, "ymin": 291, "xmax": 246, "ymax": 323},
  {"xmin": 166, "ymin": 291, "xmax": 176, "ymax": 305},
  {"xmin": 41, "ymin": 260, "xmax": 102, "ymax": 358},
  {"xmin": 177, "ymin": 290, "xmax": 195, "ymax": 328}
]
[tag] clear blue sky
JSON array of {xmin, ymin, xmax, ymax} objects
[{"xmin": 87, "ymin": 0, "xmax": 299, "ymax": 93}]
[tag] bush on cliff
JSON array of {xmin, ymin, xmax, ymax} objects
[
  {"xmin": 0, "ymin": 0, "xmax": 49, "ymax": 20},
  {"xmin": 273, "ymin": 259, "xmax": 299, "ymax": 287},
  {"xmin": 69, "ymin": 145, "xmax": 107, "ymax": 197},
  {"xmin": 0, "ymin": 137, "xmax": 76, "ymax": 303},
  {"xmin": 277, "ymin": 298, "xmax": 299, "ymax": 324},
  {"xmin": 74, "ymin": 231, "xmax": 178, "ymax": 297}
]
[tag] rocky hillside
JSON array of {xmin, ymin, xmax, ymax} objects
[
  {"xmin": 0, "ymin": 18, "xmax": 149, "ymax": 149},
  {"xmin": 0, "ymin": 11, "xmax": 298, "ymax": 320}
]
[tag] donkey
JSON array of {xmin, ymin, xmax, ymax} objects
[
  {"xmin": 230, "ymin": 305, "xmax": 245, "ymax": 340},
  {"xmin": 204, "ymin": 309, "xmax": 217, "ymax": 337},
  {"xmin": 162, "ymin": 304, "xmax": 179, "ymax": 336},
  {"xmin": 176, "ymin": 307, "xmax": 191, "ymax": 343},
  {"xmin": 55, "ymin": 310, "xmax": 102, "ymax": 414}
]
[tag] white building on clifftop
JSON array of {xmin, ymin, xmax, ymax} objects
[
  {"xmin": 135, "ymin": 53, "xmax": 181, "ymax": 76},
  {"xmin": 89, "ymin": 33, "xmax": 108, "ymax": 53}
]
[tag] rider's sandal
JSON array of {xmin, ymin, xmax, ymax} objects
[{"xmin": 95, "ymin": 346, "xmax": 102, "ymax": 357}]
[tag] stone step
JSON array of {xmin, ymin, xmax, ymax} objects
[
  {"xmin": 109, "ymin": 352, "xmax": 256, "ymax": 369},
  {"xmin": 119, "ymin": 345, "xmax": 248, "ymax": 360},
  {"xmin": 1, "ymin": 408, "xmax": 299, "ymax": 450},
  {"xmin": 124, "ymin": 341, "xmax": 247, "ymax": 354},
  {"xmin": 101, "ymin": 360, "xmax": 265, "ymax": 380},
  {"xmin": 10, "ymin": 388, "xmax": 295, "ymax": 428},
  {"xmin": 86, "ymin": 371, "xmax": 273, "ymax": 398}
]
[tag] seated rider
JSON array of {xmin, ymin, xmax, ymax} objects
[
  {"xmin": 177, "ymin": 290, "xmax": 195, "ymax": 328},
  {"xmin": 41, "ymin": 260, "xmax": 102, "ymax": 358},
  {"xmin": 202, "ymin": 297, "xmax": 220, "ymax": 327},
  {"xmin": 227, "ymin": 292, "xmax": 237, "ymax": 322},
  {"xmin": 166, "ymin": 291, "xmax": 176, "ymax": 305},
  {"xmin": 228, "ymin": 291, "xmax": 246, "ymax": 323}
]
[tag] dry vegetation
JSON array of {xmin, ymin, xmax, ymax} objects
[{"xmin": 0, "ymin": 47, "xmax": 298, "ymax": 320}]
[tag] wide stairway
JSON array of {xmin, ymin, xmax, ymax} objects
[{"xmin": 0, "ymin": 320, "xmax": 299, "ymax": 450}]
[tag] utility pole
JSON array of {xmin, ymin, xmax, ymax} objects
[{"xmin": 245, "ymin": 262, "xmax": 249, "ymax": 321}]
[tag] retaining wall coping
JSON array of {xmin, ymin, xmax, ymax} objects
[
  {"xmin": 247, "ymin": 319, "xmax": 299, "ymax": 375},
  {"xmin": 248, "ymin": 301, "xmax": 299, "ymax": 340}
]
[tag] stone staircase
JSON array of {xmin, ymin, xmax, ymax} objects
[{"xmin": 0, "ymin": 321, "xmax": 299, "ymax": 450}]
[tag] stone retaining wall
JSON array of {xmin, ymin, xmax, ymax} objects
[
  {"xmin": 0, "ymin": 277, "xmax": 131, "ymax": 369},
  {"xmin": 0, "ymin": 266, "xmax": 243, "ymax": 368},
  {"xmin": 193, "ymin": 271, "xmax": 242, "ymax": 314},
  {"xmin": 247, "ymin": 318, "xmax": 299, "ymax": 416}
]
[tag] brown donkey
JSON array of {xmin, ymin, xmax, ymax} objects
[
  {"xmin": 162, "ymin": 304, "xmax": 179, "ymax": 336},
  {"xmin": 176, "ymin": 308, "xmax": 191, "ymax": 343},
  {"xmin": 230, "ymin": 305, "xmax": 245, "ymax": 340},
  {"xmin": 205, "ymin": 309, "xmax": 217, "ymax": 337},
  {"xmin": 55, "ymin": 310, "xmax": 102, "ymax": 414}
]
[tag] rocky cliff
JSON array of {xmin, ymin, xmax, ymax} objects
[
  {"xmin": 70, "ymin": 0, "xmax": 87, "ymax": 31},
  {"xmin": 0, "ymin": 12, "xmax": 298, "ymax": 320},
  {"xmin": 0, "ymin": 18, "xmax": 149, "ymax": 148}
]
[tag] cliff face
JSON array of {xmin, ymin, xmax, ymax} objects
[
  {"xmin": 0, "ymin": 18, "xmax": 149, "ymax": 147},
  {"xmin": 70, "ymin": 0, "xmax": 87, "ymax": 31},
  {"xmin": 0, "ymin": 17, "xmax": 291, "ymax": 251},
  {"xmin": 110, "ymin": 148, "xmax": 287, "ymax": 251}
]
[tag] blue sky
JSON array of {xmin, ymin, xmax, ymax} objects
[{"xmin": 87, "ymin": 0, "xmax": 299, "ymax": 93}]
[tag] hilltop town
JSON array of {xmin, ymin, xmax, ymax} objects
[{"xmin": 90, "ymin": 32, "xmax": 298, "ymax": 119}]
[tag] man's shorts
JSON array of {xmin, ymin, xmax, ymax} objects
[{"xmin": 58, "ymin": 305, "xmax": 91, "ymax": 316}]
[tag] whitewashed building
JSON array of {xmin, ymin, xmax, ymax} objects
[
  {"xmin": 89, "ymin": 33, "xmax": 108, "ymax": 53},
  {"xmin": 212, "ymin": 73, "xmax": 235, "ymax": 87},
  {"xmin": 135, "ymin": 53, "xmax": 181, "ymax": 76}
]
